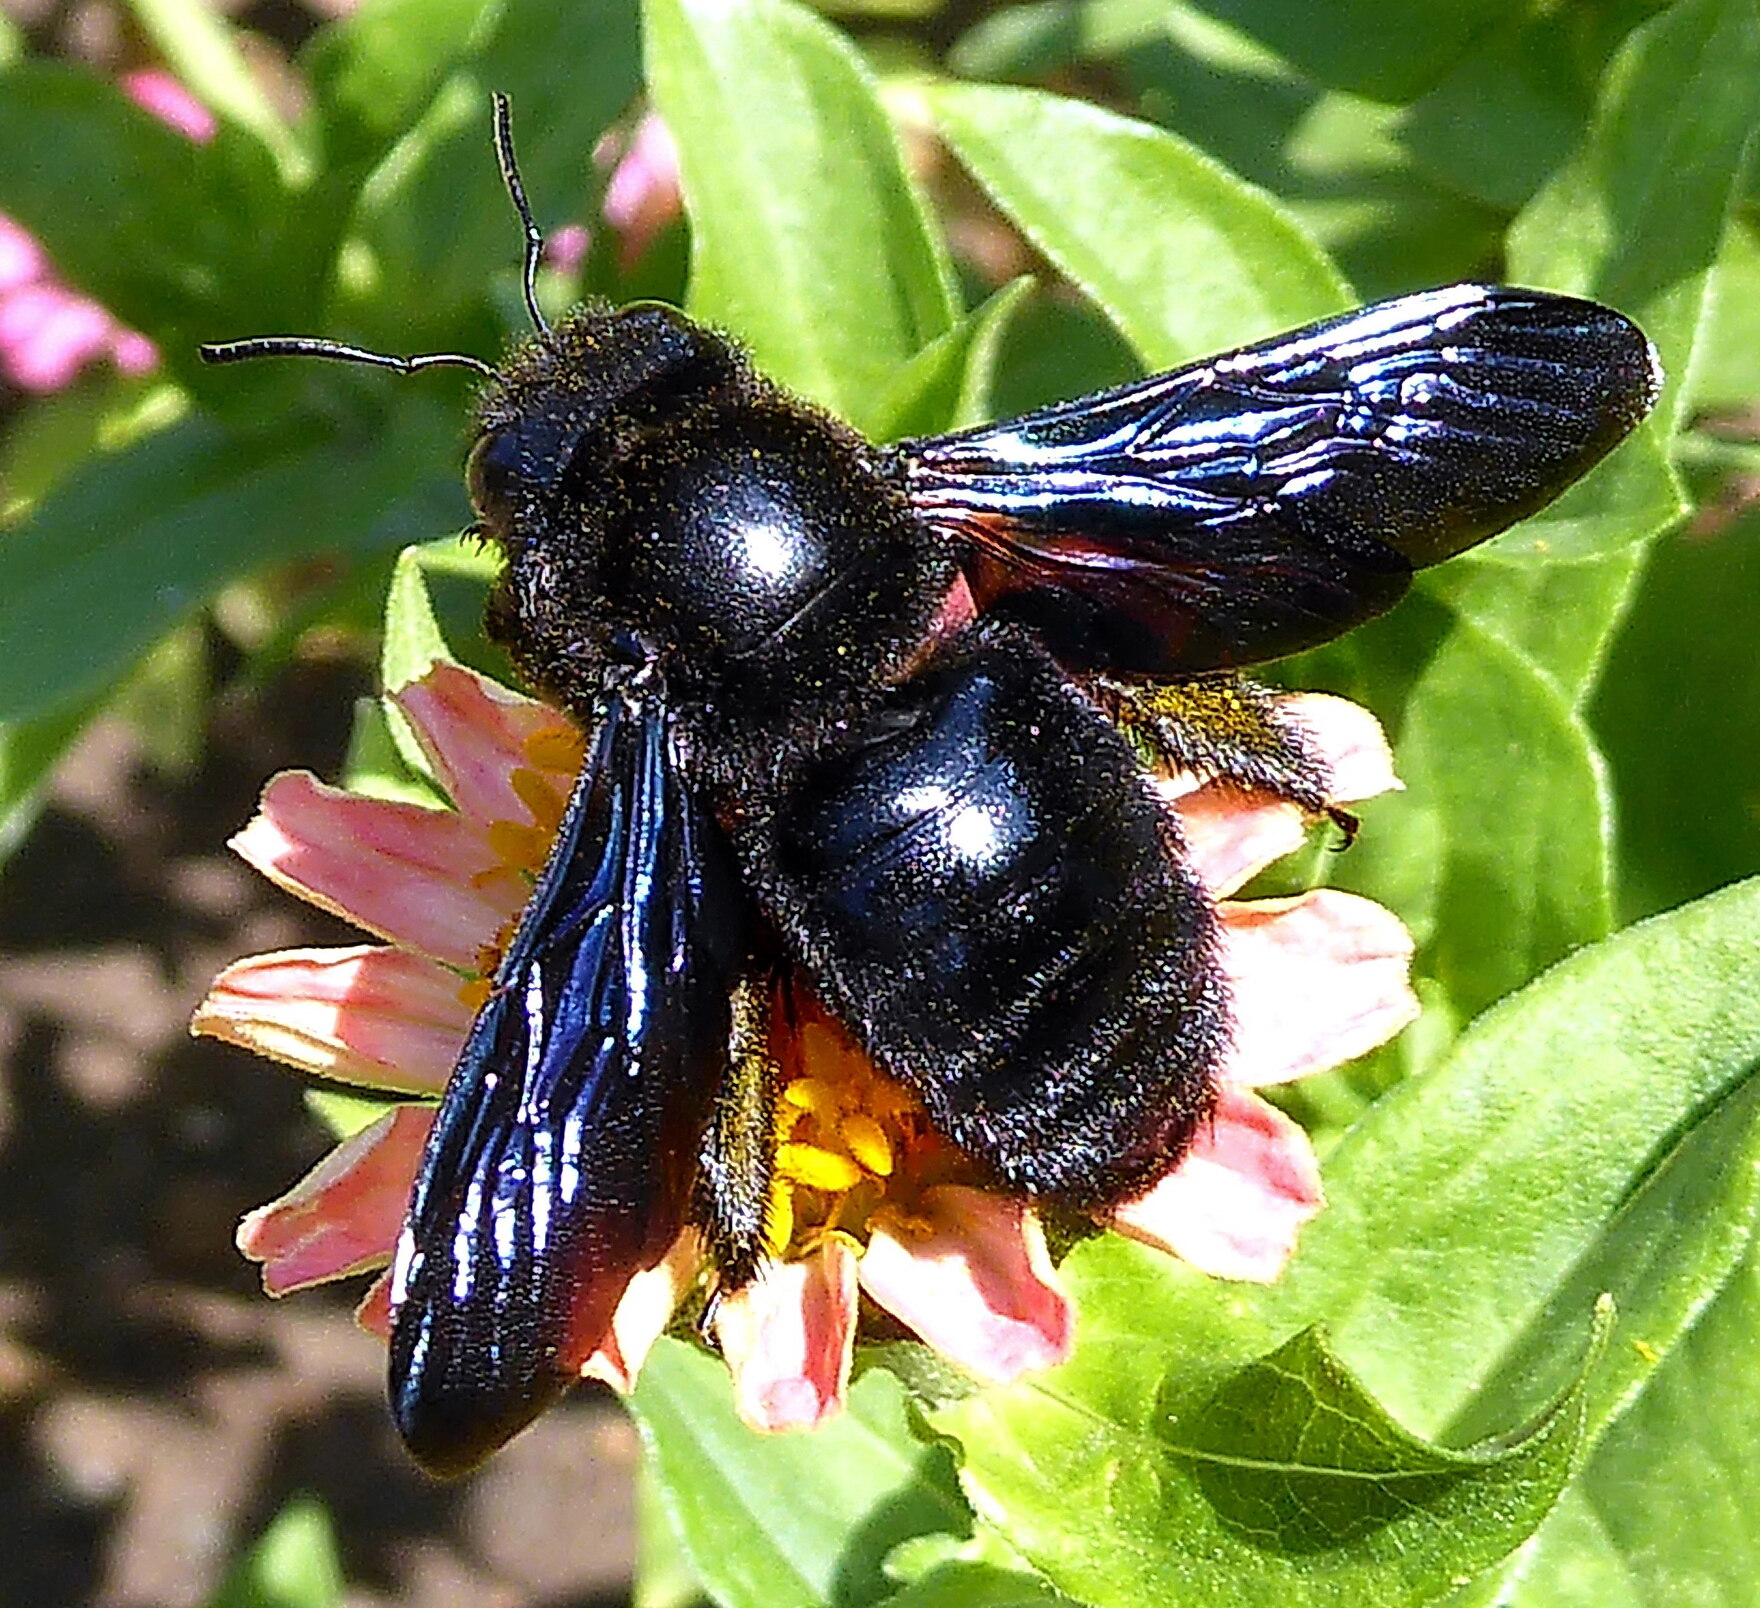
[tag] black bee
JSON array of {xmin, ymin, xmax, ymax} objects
[{"xmin": 202, "ymin": 97, "xmax": 1660, "ymax": 1477}]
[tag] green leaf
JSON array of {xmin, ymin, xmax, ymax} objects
[
  {"xmin": 340, "ymin": 696, "xmax": 446, "ymax": 808},
  {"xmin": 887, "ymin": 1555, "xmax": 1063, "ymax": 1604},
  {"xmin": 1339, "ymin": 619, "xmax": 1613, "ymax": 1018},
  {"xmin": 0, "ymin": 398, "xmax": 467, "ymax": 726},
  {"xmin": 376, "ymin": 538, "xmax": 500, "ymax": 795},
  {"xmin": 381, "ymin": 540, "xmax": 487, "ymax": 694},
  {"xmin": 1508, "ymin": 0, "xmax": 1760, "ymax": 437},
  {"xmin": 947, "ymin": 1, "xmax": 1090, "ymax": 82},
  {"xmin": 126, "ymin": 0, "xmax": 308, "ymax": 178},
  {"xmin": 1495, "ymin": 1243, "xmax": 1760, "ymax": 1607},
  {"xmin": 1269, "ymin": 877, "xmax": 1760, "ymax": 1443},
  {"xmin": 935, "ymin": 1263, "xmax": 1597, "ymax": 1608},
  {"xmin": 0, "ymin": 374, "xmax": 186, "ymax": 526},
  {"xmin": 0, "ymin": 700, "xmax": 102, "ymax": 868},
  {"xmin": 0, "ymin": 64, "xmax": 291, "ymax": 363},
  {"xmin": 1447, "ymin": 1059, "xmax": 1760, "ymax": 1452},
  {"xmin": 868, "ymin": 277, "xmax": 1035, "ymax": 442},
  {"xmin": 338, "ymin": 0, "xmax": 641, "ymax": 335},
  {"xmin": 877, "ymin": 1561, "xmax": 1076, "ymax": 1608},
  {"xmin": 647, "ymin": 0, "xmax": 956, "ymax": 429},
  {"xmin": 1424, "ymin": 0, "xmax": 1760, "ymax": 696},
  {"xmin": 1689, "ymin": 215, "xmax": 1760, "ymax": 410},
  {"xmin": 205, "ymin": 1495, "xmax": 345, "ymax": 1608},
  {"xmin": 1114, "ymin": 2, "xmax": 1316, "ymax": 197},
  {"xmin": 111, "ymin": 620, "xmax": 208, "ymax": 778},
  {"xmin": 635, "ymin": 1450, "xmax": 710, "ymax": 1608},
  {"xmin": 303, "ymin": 0, "xmax": 494, "ymax": 167},
  {"xmin": 1276, "ymin": 89, "xmax": 1505, "ymax": 301},
  {"xmin": 632, "ymin": 1338, "xmax": 973, "ymax": 1608},
  {"xmin": 1394, "ymin": 13, "xmax": 1594, "ymax": 212},
  {"xmin": 1177, "ymin": 0, "xmax": 1526, "ymax": 102},
  {"xmin": 927, "ymin": 80, "xmax": 1348, "ymax": 369},
  {"xmin": 1592, "ymin": 506, "xmax": 1760, "ymax": 921},
  {"xmin": 305, "ymin": 1087, "xmax": 398, "ymax": 1141},
  {"xmin": 1421, "ymin": 550, "xmax": 1644, "ymax": 707},
  {"xmin": 985, "ymin": 293, "xmax": 1138, "ymax": 421}
]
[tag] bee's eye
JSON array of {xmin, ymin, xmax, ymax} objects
[{"xmin": 466, "ymin": 429, "xmax": 522, "ymax": 536}]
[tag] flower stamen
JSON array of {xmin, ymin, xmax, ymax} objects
[{"xmin": 764, "ymin": 992, "xmax": 949, "ymax": 1268}]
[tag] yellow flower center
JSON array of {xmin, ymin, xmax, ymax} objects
[
  {"xmin": 457, "ymin": 723, "xmax": 585, "ymax": 1011},
  {"xmin": 763, "ymin": 1002, "xmax": 956, "ymax": 1262}
]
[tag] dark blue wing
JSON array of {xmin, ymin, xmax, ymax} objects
[
  {"xmin": 387, "ymin": 680, "xmax": 745, "ymax": 1477},
  {"xmin": 900, "ymin": 285, "xmax": 1660, "ymax": 674}
]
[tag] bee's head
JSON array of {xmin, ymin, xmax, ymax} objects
[{"xmin": 466, "ymin": 302, "xmax": 745, "ymax": 559}]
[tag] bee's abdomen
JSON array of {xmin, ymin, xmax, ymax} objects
[{"xmin": 764, "ymin": 635, "xmax": 1227, "ymax": 1208}]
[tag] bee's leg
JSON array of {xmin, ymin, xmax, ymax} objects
[
  {"xmin": 696, "ymin": 968, "xmax": 784, "ymax": 1314},
  {"xmin": 1095, "ymin": 671, "xmax": 1346, "ymax": 828}
]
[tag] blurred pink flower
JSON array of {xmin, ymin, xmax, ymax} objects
[
  {"xmin": 545, "ymin": 223, "xmax": 592, "ymax": 277},
  {"xmin": 0, "ymin": 72, "xmax": 212, "ymax": 394},
  {"xmin": 195, "ymin": 661, "xmax": 1415, "ymax": 1437},
  {"xmin": 121, "ymin": 68, "xmax": 218, "ymax": 143},
  {"xmin": 597, "ymin": 112, "xmax": 682, "ymax": 271}
]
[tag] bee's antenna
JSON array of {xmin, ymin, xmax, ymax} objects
[
  {"xmin": 492, "ymin": 92, "xmax": 549, "ymax": 337},
  {"xmin": 198, "ymin": 336, "xmax": 495, "ymax": 379},
  {"xmin": 201, "ymin": 95, "xmax": 547, "ymax": 379}
]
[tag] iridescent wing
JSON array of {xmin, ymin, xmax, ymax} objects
[
  {"xmin": 387, "ymin": 680, "xmax": 746, "ymax": 1477},
  {"xmin": 899, "ymin": 285, "xmax": 1660, "ymax": 674}
]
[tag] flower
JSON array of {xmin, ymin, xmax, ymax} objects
[
  {"xmin": 0, "ymin": 213, "xmax": 160, "ymax": 393},
  {"xmin": 195, "ymin": 659, "xmax": 1415, "ymax": 1434},
  {"xmin": 0, "ymin": 72, "xmax": 212, "ymax": 395},
  {"xmin": 596, "ymin": 111, "xmax": 682, "ymax": 271}
]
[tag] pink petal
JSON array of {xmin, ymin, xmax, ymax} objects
[
  {"xmin": 1217, "ymin": 890, "xmax": 1419, "ymax": 1088},
  {"xmin": 121, "ymin": 69, "xmax": 217, "ymax": 142},
  {"xmin": 579, "ymin": 1233, "xmax": 704, "ymax": 1393},
  {"xmin": 602, "ymin": 112, "xmax": 682, "ymax": 270},
  {"xmin": 861, "ymin": 1186, "xmax": 1072, "ymax": 1383},
  {"xmin": 192, "ymin": 944, "xmax": 472, "ymax": 1093},
  {"xmin": 546, "ymin": 223, "xmax": 591, "ymax": 275},
  {"xmin": 110, "ymin": 328, "xmax": 159, "ymax": 375},
  {"xmin": 232, "ymin": 770, "xmax": 519, "ymax": 970},
  {"xmin": 0, "ymin": 215, "xmax": 45, "ymax": 292},
  {"xmin": 1170, "ymin": 695, "xmax": 1400, "ymax": 896},
  {"xmin": 391, "ymin": 662, "xmax": 577, "ymax": 830},
  {"xmin": 1176, "ymin": 788, "xmax": 1309, "ymax": 898},
  {"xmin": 1281, "ymin": 693, "xmax": 1400, "ymax": 805},
  {"xmin": 1168, "ymin": 696, "xmax": 1400, "ymax": 897},
  {"xmin": 716, "ymin": 1240, "xmax": 857, "ymax": 1432},
  {"xmin": 356, "ymin": 1270, "xmax": 393, "ymax": 1338},
  {"xmin": 0, "ymin": 285, "xmax": 113, "ymax": 392},
  {"xmin": 238, "ymin": 1104, "xmax": 433, "ymax": 1295},
  {"xmin": 1111, "ymin": 1088, "xmax": 1322, "ymax": 1282}
]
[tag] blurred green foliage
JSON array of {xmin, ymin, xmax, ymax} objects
[{"xmin": 3, "ymin": 0, "xmax": 1759, "ymax": 1603}]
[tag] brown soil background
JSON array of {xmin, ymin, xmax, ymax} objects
[{"xmin": 0, "ymin": 661, "xmax": 640, "ymax": 1608}]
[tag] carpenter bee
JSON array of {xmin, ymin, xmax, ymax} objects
[{"xmin": 202, "ymin": 96, "xmax": 1661, "ymax": 1477}]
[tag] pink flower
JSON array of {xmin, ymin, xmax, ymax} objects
[
  {"xmin": 194, "ymin": 661, "xmax": 1415, "ymax": 1437},
  {"xmin": 0, "ymin": 72, "xmax": 212, "ymax": 394},
  {"xmin": 120, "ymin": 69, "xmax": 218, "ymax": 144},
  {"xmin": 597, "ymin": 112, "xmax": 682, "ymax": 271}
]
